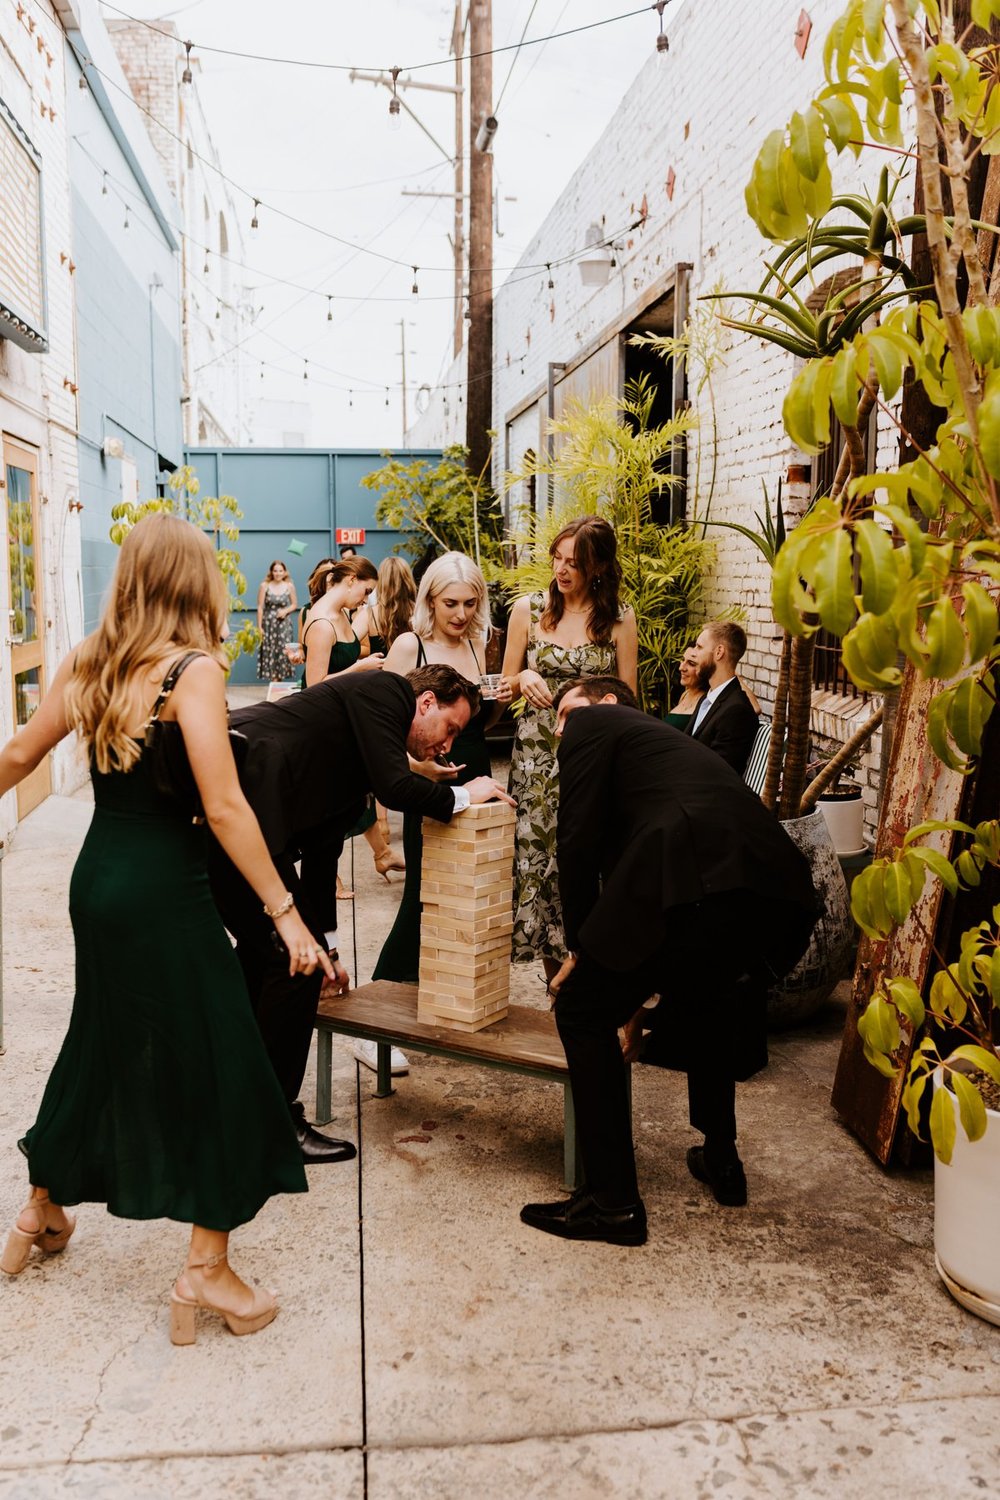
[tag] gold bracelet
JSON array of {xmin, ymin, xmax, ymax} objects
[{"xmin": 263, "ymin": 891, "xmax": 295, "ymax": 919}]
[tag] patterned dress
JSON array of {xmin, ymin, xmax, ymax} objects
[
  {"xmin": 257, "ymin": 586, "xmax": 293, "ymax": 680},
  {"xmin": 508, "ymin": 592, "xmax": 618, "ymax": 963}
]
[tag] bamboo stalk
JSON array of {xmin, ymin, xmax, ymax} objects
[{"xmin": 798, "ymin": 706, "xmax": 885, "ymax": 816}]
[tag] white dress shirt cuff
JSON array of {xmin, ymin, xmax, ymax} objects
[{"xmin": 451, "ymin": 786, "xmax": 471, "ymax": 813}]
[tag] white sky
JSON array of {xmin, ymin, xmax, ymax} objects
[{"xmin": 103, "ymin": 1, "xmax": 683, "ymax": 447}]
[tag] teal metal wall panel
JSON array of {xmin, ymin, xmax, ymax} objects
[{"xmin": 186, "ymin": 446, "xmax": 441, "ymax": 683}]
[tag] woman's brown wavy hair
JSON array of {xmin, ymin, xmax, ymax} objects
[
  {"xmin": 64, "ymin": 514, "xmax": 228, "ymax": 774},
  {"xmin": 540, "ymin": 515, "xmax": 622, "ymax": 645}
]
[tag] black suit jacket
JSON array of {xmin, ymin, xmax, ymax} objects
[
  {"xmin": 557, "ymin": 706, "xmax": 817, "ymax": 976},
  {"xmin": 227, "ymin": 673, "xmax": 456, "ymax": 930},
  {"xmin": 686, "ymin": 676, "xmax": 759, "ymax": 776}
]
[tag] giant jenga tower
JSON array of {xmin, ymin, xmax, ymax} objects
[{"xmin": 417, "ymin": 802, "xmax": 516, "ymax": 1032}]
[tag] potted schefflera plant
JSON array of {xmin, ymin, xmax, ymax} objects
[{"xmin": 736, "ymin": 0, "xmax": 1000, "ymax": 1323}]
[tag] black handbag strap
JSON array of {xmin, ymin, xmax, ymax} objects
[{"xmin": 146, "ymin": 651, "xmax": 205, "ymax": 727}]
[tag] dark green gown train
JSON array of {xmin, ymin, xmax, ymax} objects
[{"xmin": 19, "ymin": 751, "xmax": 307, "ymax": 1232}]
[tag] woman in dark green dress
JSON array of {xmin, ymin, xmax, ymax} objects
[
  {"xmin": 665, "ymin": 645, "xmax": 704, "ymax": 730},
  {"xmin": 373, "ymin": 552, "xmax": 512, "ymax": 985},
  {"xmin": 0, "ymin": 515, "xmax": 333, "ymax": 1344}
]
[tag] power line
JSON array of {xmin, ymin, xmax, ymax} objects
[
  {"xmin": 97, "ymin": 1, "xmax": 657, "ymax": 76},
  {"xmin": 495, "ymin": 0, "xmax": 542, "ymax": 114}
]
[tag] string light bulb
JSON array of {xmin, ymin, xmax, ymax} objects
[
  {"xmin": 101, "ymin": 171, "xmax": 108, "ymax": 196},
  {"xmin": 327, "ymin": 296, "xmax": 333, "ymax": 322},
  {"xmin": 389, "ymin": 66, "xmax": 401, "ymax": 130},
  {"xmin": 260, "ymin": 362, "xmax": 265, "ymax": 380},
  {"xmin": 123, "ymin": 206, "xmax": 130, "ymax": 231},
  {"xmin": 411, "ymin": 266, "xmax": 419, "ymax": 296},
  {"xmin": 303, "ymin": 359, "xmax": 309, "ymax": 381},
  {"xmin": 78, "ymin": 71, "xmax": 87, "ymax": 90},
  {"xmin": 215, "ymin": 303, "xmax": 221, "ymax": 320},
  {"xmin": 182, "ymin": 40, "xmax": 193, "ymax": 85},
  {"xmin": 655, "ymin": 0, "xmax": 669, "ymax": 59},
  {"xmin": 203, "ymin": 251, "xmax": 210, "ymax": 274},
  {"xmin": 546, "ymin": 263, "xmax": 554, "ymax": 290},
  {"xmin": 250, "ymin": 199, "xmax": 260, "ymax": 237},
  {"xmin": 349, "ymin": 390, "xmax": 353, "ymax": 407},
  {"xmin": 384, "ymin": 387, "xmax": 390, "ymax": 407}
]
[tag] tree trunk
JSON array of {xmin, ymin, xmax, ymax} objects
[
  {"xmin": 778, "ymin": 634, "xmax": 815, "ymax": 820},
  {"xmin": 763, "ymin": 632, "xmax": 791, "ymax": 811},
  {"xmin": 799, "ymin": 707, "xmax": 884, "ymax": 815}
]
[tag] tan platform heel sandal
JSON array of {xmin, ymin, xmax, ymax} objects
[
  {"xmin": 169, "ymin": 1251, "xmax": 278, "ymax": 1345},
  {"xmin": 1, "ymin": 1194, "xmax": 76, "ymax": 1276}
]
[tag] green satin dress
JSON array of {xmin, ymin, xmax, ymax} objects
[
  {"xmin": 19, "ymin": 751, "xmax": 307, "ymax": 1231},
  {"xmin": 373, "ymin": 643, "xmax": 491, "ymax": 983},
  {"xmin": 664, "ymin": 710, "xmax": 694, "ymax": 731}
]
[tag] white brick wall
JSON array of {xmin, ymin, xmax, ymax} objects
[{"xmin": 0, "ymin": 0, "xmax": 86, "ymax": 839}]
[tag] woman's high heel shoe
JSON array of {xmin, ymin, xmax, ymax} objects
[
  {"xmin": 169, "ymin": 1251, "xmax": 278, "ymax": 1345},
  {"xmin": 1, "ymin": 1194, "xmax": 76, "ymax": 1276},
  {"xmin": 373, "ymin": 848, "xmax": 406, "ymax": 883}
]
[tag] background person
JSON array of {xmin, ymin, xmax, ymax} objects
[
  {"xmin": 371, "ymin": 555, "xmax": 512, "ymax": 1043},
  {"xmin": 301, "ymin": 560, "xmax": 383, "ymax": 688},
  {"xmin": 501, "ymin": 515, "xmax": 637, "ymax": 984},
  {"xmin": 664, "ymin": 645, "xmax": 703, "ymax": 730},
  {"xmin": 686, "ymin": 621, "xmax": 760, "ymax": 776},
  {"xmin": 355, "ymin": 555, "xmax": 417, "ymax": 870},
  {"xmin": 256, "ymin": 560, "xmax": 298, "ymax": 681},
  {"xmin": 0, "ymin": 515, "xmax": 330, "ymax": 1344},
  {"xmin": 519, "ymin": 676, "xmax": 817, "ymax": 1245}
]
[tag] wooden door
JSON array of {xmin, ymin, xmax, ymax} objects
[{"xmin": 3, "ymin": 438, "xmax": 50, "ymax": 817}]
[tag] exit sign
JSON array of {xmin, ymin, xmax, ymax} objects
[{"xmin": 336, "ymin": 527, "xmax": 366, "ymax": 545}]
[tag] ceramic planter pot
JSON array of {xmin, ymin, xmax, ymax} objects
[
  {"xmin": 768, "ymin": 808, "xmax": 855, "ymax": 1029},
  {"xmin": 817, "ymin": 781, "xmax": 866, "ymax": 856},
  {"xmin": 933, "ymin": 1070, "xmax": 1000, "ymax": 1326}
]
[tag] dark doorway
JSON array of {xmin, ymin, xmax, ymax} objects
[{"xmin": 623, "ymin": 277, "xmax": 688, "ymax": 525}]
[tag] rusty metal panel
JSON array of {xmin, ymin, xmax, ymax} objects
[{"xmin": 831, "ymin": 663, "xmax": 968, "ymax": 1162}]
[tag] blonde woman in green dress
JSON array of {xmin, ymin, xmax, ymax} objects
[
  {"xmin": 0, "ymin": 515, "xmax": 332, "ymax": 1342},
  {"xmin": 502, "ymin": 516, "xmax": 637, "ymax": 984}
]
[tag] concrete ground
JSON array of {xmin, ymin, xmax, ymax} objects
[{"xmin": 2, "ymin": 724, "xmax": 999, "ymax": 1496}]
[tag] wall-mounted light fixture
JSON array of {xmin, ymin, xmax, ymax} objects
[
  {"xmin": 578, "ymin": 223, "xmax": 614, "ymax": 288},
  {"xmin": 475, "ymin": 113, "xmax": 498, "ymax": 153}
]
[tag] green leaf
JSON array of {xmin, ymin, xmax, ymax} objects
[
  {"xmin": 909, "ymin": 845, "xmax": 960, "ymax": 897},
  {"xmin": 946, "ymin": 676, "xmax": 993, "ymax": 757},
  {"xmin": 812, "ymin": 527, "xmax": 857, "ymax": 636},
  {"xmin": 816, "ymin": 93, "xmax": 864, "ymax": 157},
  {"xmin": 903, "ymin": 1067, "xmax": 930, "ymax": 1137},
  {"xmin": 830, "ymin": 345, "xmax": 860, "ymax": 428},
  {"xmin": 782, "ymin": 359, "xmax": 833, "ymax": 453},
  {"xmin": 865, "ymin": 332, "xmax": 904, "ymax": 400},
  {"xmin": 858, "ymin": 993, "xmax": 901, "ymax": 1059},
  {"xmin": 924, "ymin": 597, "xmax": 967, "ymax": 681},
  {"xmin": 927, "ymin": 691, "xmax": 967, "ymax": 772},
  {"xmin": 977, "ymin": 384, "xmax": 1000, "ymax": 480},
  {"xmin": 950, "ymin": 1071, "xmax": 988, "ymax": 1142},
  {"xmin": 949, "ymin": 1044, "xmax": 1000, "ymax": 1084},
  {"xmin": 842, "ymin": 612, "xmax": 902, "ymax": 689},
  {"xmin": 971, "ymin": 0, "xmax": 1000, "ymax": 28},
  {"xmin": 961, "ymin": 582, "xmax": 999, "ymax": 665},
  {"xmin": 929, "ymin": 1081, "xmax": 957, "ymax": 1165},
  {"xmin": 789, "ymin": 106, "xmax": 827, "ymax": 182},
  {"xmin": 855, "ymin": 519, "xmax": 899, "ymax": 614},
  {"xmin": 887, "ymin": 976, "xmax": 925, "ymax": 1031}
]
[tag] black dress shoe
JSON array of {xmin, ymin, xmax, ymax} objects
[
  {"xmin": 686, "ymin": 1145, "xmax": 747, "ymax": 1206},
  {"xmin": 520, "ymin": 1190, "xmax": 647, "ymax": 1245},
  {"xmin": 295, "ymin": 1118, "xmax": 357, "ymax": 1165}
]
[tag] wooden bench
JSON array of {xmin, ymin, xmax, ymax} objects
[{"xmin": 314, "ymin": 979, "xmax": 584, "ymax": 1188}]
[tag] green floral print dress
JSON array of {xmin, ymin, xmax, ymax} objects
[{"xmin": 508, "ymin": 592, "xmax": 618, "ymax": 964}]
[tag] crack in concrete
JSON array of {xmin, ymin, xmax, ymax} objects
[{"xmin": 65, "ymin": 1299, "xmax": 162, "ymax": 1463}]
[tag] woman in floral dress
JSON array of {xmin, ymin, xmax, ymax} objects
[
  {"xmin": 256, "ymin": 561, "xmax": 297, "ymax": 680},
  {"xmin": 502, "ymin": 516, "xmax": 637, "ymax": 983}
]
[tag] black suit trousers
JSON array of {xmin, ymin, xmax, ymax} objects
[
  {"xmin": 208, "ymin": 845, "xmax": 325, "ymax": 1111},
  {"xmin": 555, "ymin": 897, "xmax": 763, "ymax": 1205}
]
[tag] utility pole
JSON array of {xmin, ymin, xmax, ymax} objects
[
  {"xmin": 452, "ymin": 3, "xmax": 465, "ymax": 359},
  {"xmin": 399, "ymin": 318, "xmax": 409, "ymax": 442},
  {"xmin": 466, "ymin": 0, "xmax": 492, "ymax": 482}
]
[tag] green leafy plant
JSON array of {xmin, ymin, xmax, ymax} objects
[
  {"xmin": 502, "ymin": 380, "xmax": 712, "ymax": 716},
  {"xmin": 362, "ymin": 444, "xmax": 506, "ymax": 582},
  {"xmin": 738, "ymin": 0, "xmax": 1000, "ymax": 1157},
  {"xmin": 109, "ymin": 466, "xmax": 258, "ymax": 662}
]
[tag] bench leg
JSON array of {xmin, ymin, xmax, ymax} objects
[
  {"xmin": 563, "ymin": 1082, "xmax": 582, "ymax": 1190},
  {"xmin": 315, "ymin": 1030, "xmax": 333, "ymax": 1125},
  {"xmin": 375, "ymin": 1042, "xmax": 394, "ymax": 1099}
]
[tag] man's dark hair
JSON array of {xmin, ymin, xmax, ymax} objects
[
  {"xmin": 552, "ymin": 676, "xmax": 639, "ymax": 711},
  {"xmin": 704, "ymin": 620, "xmax": 747, "ymax": 664},
  {"xmin": 407, "ymin": 664, "xmax": 481, "ymax": 715}
]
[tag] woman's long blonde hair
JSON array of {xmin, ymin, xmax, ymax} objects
[
  {"xmin": 64, "ymin": 514, "xmax": 228, "ymax": 774},
  {"xmin": 411, "ymin": 551, "xmax": 491, "ymax": 642}
]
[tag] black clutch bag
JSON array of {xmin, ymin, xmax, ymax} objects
[{"xmin": 144, "ymin": 653, "xmax": 247, "ymax": 818}]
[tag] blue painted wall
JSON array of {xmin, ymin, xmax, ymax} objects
[
  {"xmin": 185, "ymin": 447, "xmax": 441, "ymax": 683},
  {"xmin": 68, "ymin": 45, "xmax": 183, "ymax": 630}
]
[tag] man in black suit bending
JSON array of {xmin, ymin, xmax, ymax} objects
[
  {"xmin": 687, "ymin": 620, "xmax": 760, "ymax": 776},
  {"xmin": 210, "ymin": 665, "xmax": 512, "ymax": 1163},
  {"xmin": 519, "ymin": 677, "xmax": 817, "ymax": 1246}
]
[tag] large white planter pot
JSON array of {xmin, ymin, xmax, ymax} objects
[
  {"xmin": 933, "ymin": 1070, "xmax": 1000, "ymax": 1326},
  {"xmin": 817, "ymin": 783, "xmax": 866, "ymax": 856},
  {"xmin": 767, "ymin": 809, "xmax": 855, "ymax": 1029}
]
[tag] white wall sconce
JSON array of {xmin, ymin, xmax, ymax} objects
[{"xmin": 578, "ymin": 223, "xmax": 614, "ymax": 288}]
